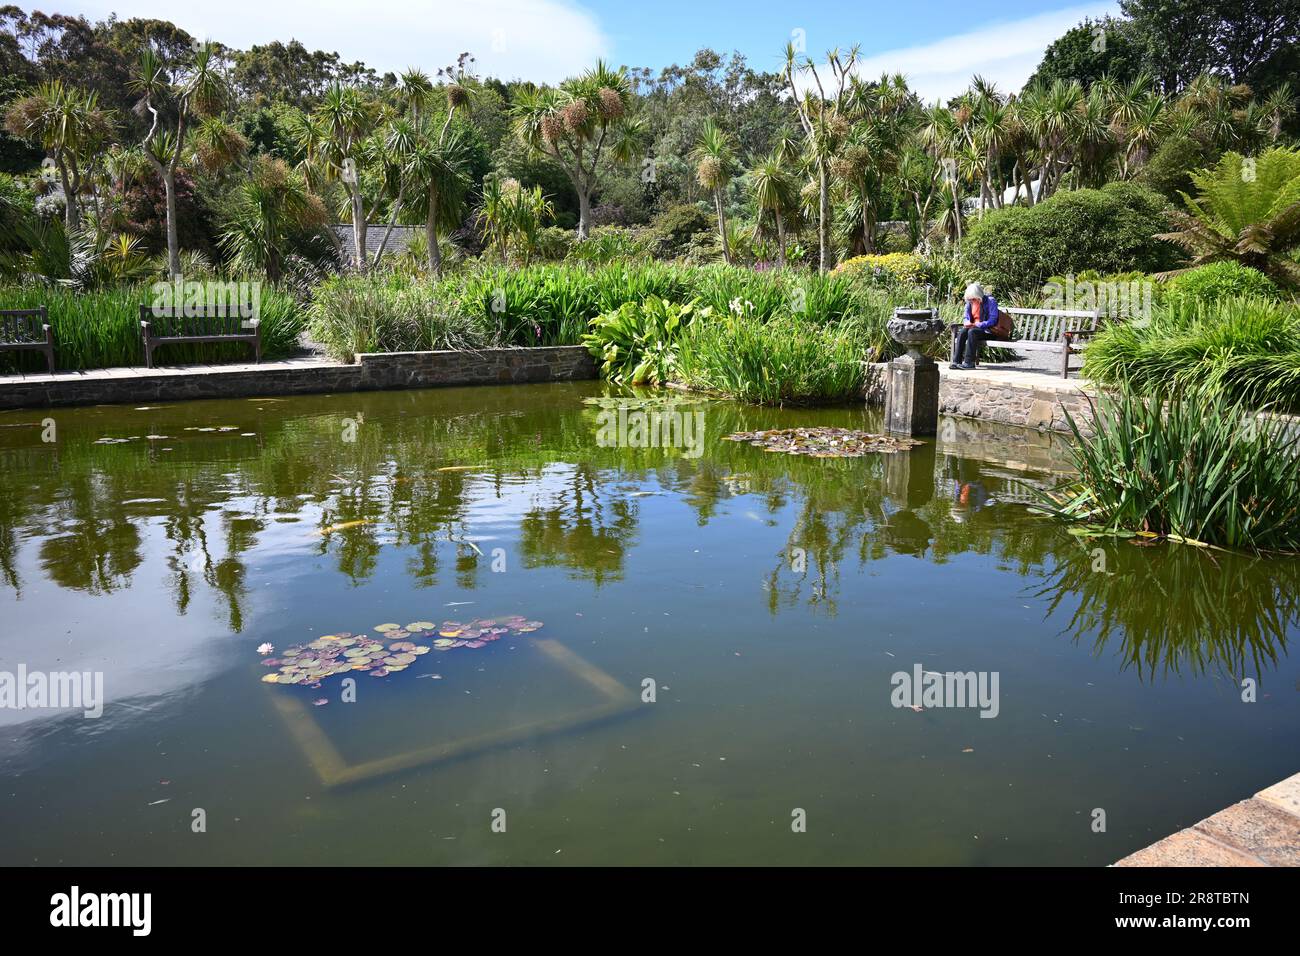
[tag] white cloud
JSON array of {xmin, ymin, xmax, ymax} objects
[
  {"xmin": 28, "ymin": 0, "xmax": 610, "ymax": 83},
  {"xmin": 796, "ymin": 2, "xmax": 1120, "ymax": 103}
]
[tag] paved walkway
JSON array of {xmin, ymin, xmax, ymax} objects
[
  {"xmin": 937, "ymin": 359, "xmax": 1096, "ymax": 397},
  {"xmin": 0, "ymin": 353, "xmax": 339, "ymax": 385},
  {"xmin": 1115, "ymin": 772, "xmax": 1300, "ymax": 866}
]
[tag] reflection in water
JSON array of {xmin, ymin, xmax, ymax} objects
[
  {"xmin": 1, "ymin": 381, "xmax": 1298, "ymax": 866},
  {"xmin": 2, "ymin": 385, "xmax": 1294, "ymax": 685},
  {"xmin": 1037, "ymin": 540, "xmax": 1297, "ymax": 681}
]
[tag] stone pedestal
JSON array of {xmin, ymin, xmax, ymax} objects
[{"xmin": 883, "ymin": 353, "xmax": 940, "ymax": 437}]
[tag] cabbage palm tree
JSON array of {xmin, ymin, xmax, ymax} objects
[
  {"xmin": 692, "ymin": 120, "xmax": 736, "ymax": 264},
  {"xmin": 220, "ymin": 155, "xmax": 327, "ymax": 283},
  {"xmin": 747, "ymin": 150, "xmax": 798, "ymax": 266},
  {"xmin": 783, "ymin": 43, "xmax": 858, "ymax": 271},
  {"xmin": 401, "ymin": 125, "xmax": 473, "ymax": 276},
  {"xmin": 4, "ymin": 81, "xmax": 114, "ymax": 233},
  {"xmin": 312, "ymin": 82, "xmax": 378, "ymax": 271},
  {"xmin": 132, "ymin": 41, "xmax": 232, "ymax": 277},
  {"xmin": 511, "ymin": 61, "xmax": 643, "ymax": 239}
]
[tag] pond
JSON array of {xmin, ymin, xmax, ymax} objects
[{"xmin": 0, "ymin": 381, "xmax": 1296, "ymax": 865}]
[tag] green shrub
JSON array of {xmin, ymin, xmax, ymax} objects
[
  {"xmin": 962, "ymin": 182, "xmax": 1181, "ymax": 295},
  {"xmin": 1083, "ymin": 296, "xmax": 1300, "ymax": 412},
  {"xmin": 832, "ymin": 252, "xmax": 925, "ymax": 285},
  {"xmin": 534, "ymin": 226, "xmax": 574, "ymax": 261},
  {"xmin": 0, "ymin": 282, "xmax": 302, "ymax": 371},
  {"xmin": 567, "ymin": 226, "xmax": 652, "ymax": 264},
  {"xmin": 651, "ymin": 203, "xmax": 714, "ymax": 258},
  {"xmin": 1164, "ymin": 262, "xmax": 1282, "ymax": 307},
  {"xmin": 1041, "ymin": 388, "xmax": 1300, "ymax": 553},
  {"xmin": 1138, "ymin": 134, "xmax": 1221, "ymax": 203}
]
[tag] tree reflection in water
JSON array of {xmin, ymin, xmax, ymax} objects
[{"xmin": 0, "ymin": 383, "xmax": 1295, "ymax": 687}]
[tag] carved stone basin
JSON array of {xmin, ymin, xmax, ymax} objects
[{"xmin": 886, "ymin": 308, "xmax": 944, "ymax": 361}]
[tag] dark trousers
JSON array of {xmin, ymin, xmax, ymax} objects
[{"xmin": 953, "ymin": 327, "xmax": 990, "ymax": 365}]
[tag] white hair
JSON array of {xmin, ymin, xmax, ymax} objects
[{"xmin": 964, "ymin": 283, "xmax": 985, "ymax": 301}]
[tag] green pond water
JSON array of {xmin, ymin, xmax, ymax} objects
[{"xmin": 0, "ymin": 380, "xmax": 1296, "ymax": 866}]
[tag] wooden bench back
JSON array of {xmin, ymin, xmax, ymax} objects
[
  {"xmin": 1003, "ymin": 307, "xmax": 1100, "ymax": 343},
  {"xmin": 138, "ymin": 305, "xmax": 259, "ymax": 338},
  {"xmin": 0, "ymin": 308, "xmax": 48, "ymax": 344}
]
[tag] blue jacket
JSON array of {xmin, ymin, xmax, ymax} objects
[{"xmin": 963, "ymin": 295, "xmax": 999, "ymax": 330}]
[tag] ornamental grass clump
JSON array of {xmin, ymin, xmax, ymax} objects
[
  {"xmin": 1083, "ymin": 296, "xmax": 1300, "ymax": 413},
  {"xmin": 1039, "ymin": 388, "xmax": 1300, "ymax": 554}
]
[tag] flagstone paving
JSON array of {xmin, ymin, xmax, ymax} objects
[{"xmin": 1114, "ymin": 772, "xmax": 1300, "ymax": 866}]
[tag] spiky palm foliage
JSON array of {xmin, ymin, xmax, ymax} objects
[
  {"xmin": 747, "ymin": 150, "xmax": 799, "ymax": 266},
  {"xmin": 691, "ymin": 120, "xmax": 737, "ymax": 264},
  {"xmin": 783, "ymin": 44, "xmax": 859, "ymax": 272},
  {"xmin": 511, "ymin": 61, "xmax": 643, "ymax": 239},
  {"xmin": 131, "ymin": 41, "xmax": 232, "ymax": 277},
  {"xmin": 220, "ymin": 155, "xmax": 327, "ymax": 282},
  {"xmin": 4, "ymin": 80, "xmax": 115, "ymax": 232},
  {"xmin": 394, "ymin": 68, "xmax": 434, "ymax": 123},
  {"xmin": 401, "ymin": 125, "xmax": 474, "ymax": 276},
  {"xmin": 312, "ymin": 82, "xmax": 379, "ymax": 271},
  {"xmin": 475, "ymin": 176, "xmax": 554, "ymax": 266},
  {"xmin": 1158, "ymin": 147, "xmax": 1300, "ymax": 287}
]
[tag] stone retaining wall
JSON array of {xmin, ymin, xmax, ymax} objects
[
  {"xmin": 865, "ymin": 362, "xmax": 1095, "ymax": 434},
  {"xmin": 0, "ymin": 346, "xmax": 597, "ymax": 410},
  {"xmin": 936, "ymin": 374, "xmax": 1096, "ymax": 434}
]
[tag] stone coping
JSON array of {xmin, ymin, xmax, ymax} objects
[
  {"xmin": 0, "ymin": 345, "xmax": 597, "ymax": 410},
  {"xmin": 1114, "ymin": 771, "xmax": 1300, "ymax": 867}
]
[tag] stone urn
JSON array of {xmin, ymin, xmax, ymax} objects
[
  {"xmin": 883, "ymin": 307, "xmax": 943, "ymax": 437},
  {"xmin": 886, "ymin": 307, "xmax": 944, "ymax": 363}
]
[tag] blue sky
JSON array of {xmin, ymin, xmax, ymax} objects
[{"xmin": 22, "ymin": 0, "xmax": 1120, "ymax": 100}]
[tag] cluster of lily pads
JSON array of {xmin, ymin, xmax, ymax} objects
[
  {"xmin": 259, "ymin": 616, "xmax": 544, "ymax": 686},
  {"xmin": 723, "ymin": 427, "xmax": 921, "ymax": 458}
]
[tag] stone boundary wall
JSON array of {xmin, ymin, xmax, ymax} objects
[
  {"xmin": 864, "ymin": 362, "xmax": 1093, "ymax": 434},
  {"xmin": 0, "ymin": 346, "xmax": 597, "ymax": 410},
  {"xmin": 865, "ymin": 363, "xmax": 1300, "ymax": 445},
  {"xmin": 934, "ymin": 374, "xmax": 1097, "ymax": 434}
]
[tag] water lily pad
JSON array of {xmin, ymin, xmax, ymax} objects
[
  {"xmin": 411, "ymin": 646, "xmax": 430, "ymax": 655},
  {"xmin": 407, "ymin": 621, "xmax": 434, "ymax": 630},
  {"xmin": 374, "ymin": 623, "xmax": 400, "ymax": 633},
  {"xmin": 370, "ymin": 668, "xmax": 390, "ymax": 677},
  {"xmin": 261, "ymin": 674, "xmax": 279, "ymax": 683},
  {"xmin": 723, "ymin": 427, "xmax": 922, "ymax": 458}
]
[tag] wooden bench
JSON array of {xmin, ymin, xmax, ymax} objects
[
  {"xmin": 951, "ymin": 307, "xmax": 1102, "ymax": 379},
  {"xmin": 0, "ymin": 307, "xmax": 55, "ymax": 373},
  {"xmin": 139, "ymin": 305, "xmax": 261, "ymax": 369}
]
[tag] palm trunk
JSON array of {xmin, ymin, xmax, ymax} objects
[
  {"xmin": 426, "ymin": 189, "xmax": 443, "ymax": 278},
  {"xmin": 860, "ymin": 194, "xmax": 876, "ymax": 254},
  {"xmin": 775, "ymin": 211, "xmax": 786, "ymax": 268},
  {"xmin": 350, "ymin": 185, "xmax": 367, "ymax": 271},
  {"xmin": 576, "ymin": 187, "xmax": 592, "ymax": 241},
  {"xmin": 163, "ymin": 169, "xmax": 180, "ymax": 278},
  {"xmin": 715, "ymin": 189, "xmax": 731, "ymax": 265},
  {"xmin": 57, "ymin": 163, "xmax": 79, "ymax": 234},
  {"xmin": 817, "ymin": 162, "xmax": 831, "ymax": 273}
]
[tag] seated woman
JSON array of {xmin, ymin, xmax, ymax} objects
[{"xmin": 951, "ymin": 283, "xmax": 1009, "ymax": 369}]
